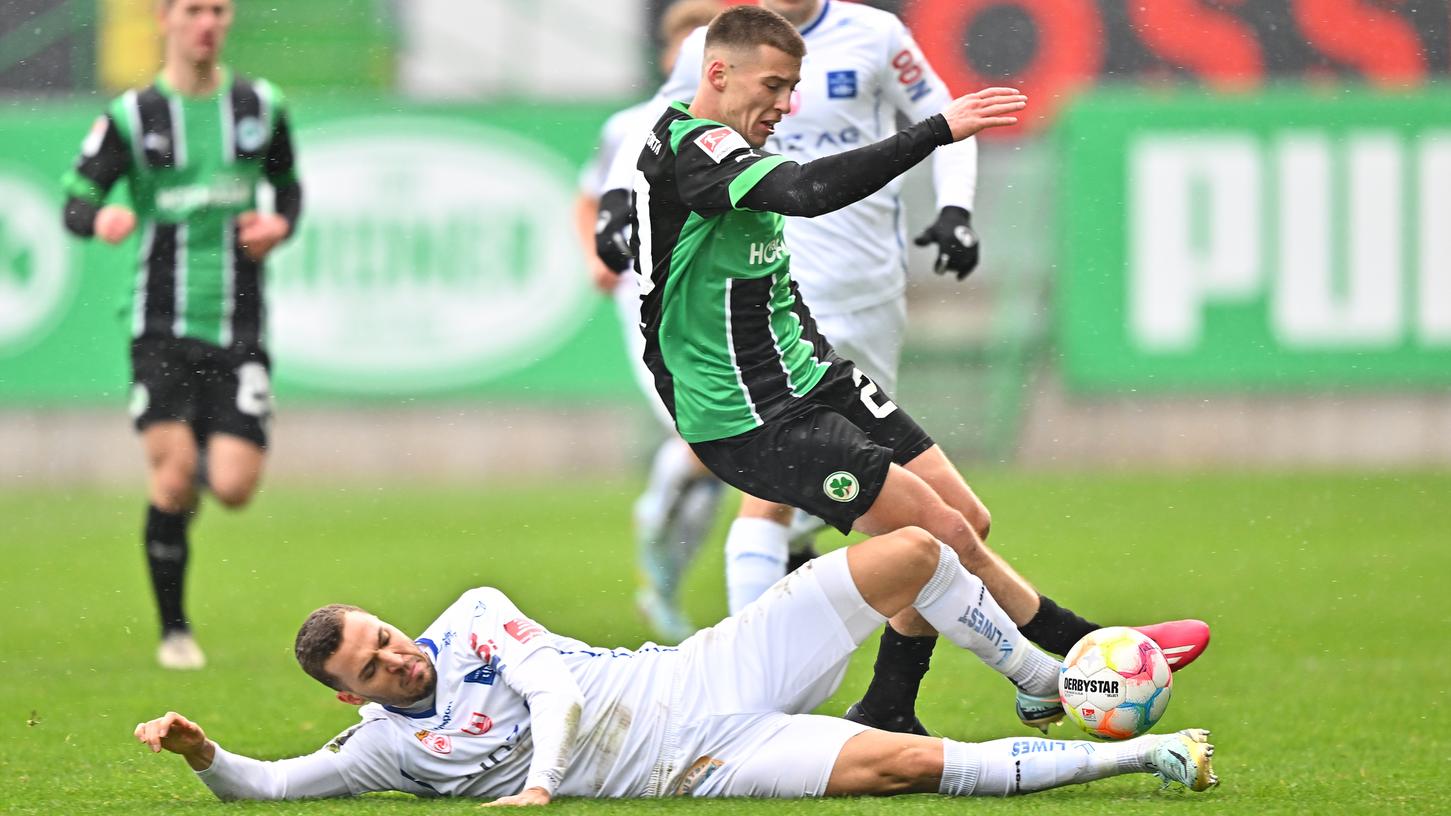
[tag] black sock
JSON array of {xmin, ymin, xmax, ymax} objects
[
  {"xmin": 858, "ymin": 625, "xmax": 938, "ymax": 719},
  {"xmin": 144, "ymin": 504, "xmax": 190, "ymax": 636},
  {"xmin": 1019, "ymin": 595, "xmax": 1100, "ymax": 655}
]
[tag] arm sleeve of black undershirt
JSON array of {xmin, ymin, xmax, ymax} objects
[
  {"xmin": 264, "ymin": 110, "xmax": 303, "ymax": 231},
  {"xmin": 60, "ymin": 113, "xmax": 131, "ymax": 237},
  {"xmin": 737, "ymin": 114, "xmax": 953, "ymax": 217}
]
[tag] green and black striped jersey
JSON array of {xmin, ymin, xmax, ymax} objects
[
  {"xmin": 62, "ymin": 68, "xmax": 299, "ymax": 351},
  {"xmin": 633, "ymin": 102, "xmax": 837, "ymax": 443}
]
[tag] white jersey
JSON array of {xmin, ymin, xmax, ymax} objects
[
  {"xmin": 607, "ymin": 0, "xmax": 977, "ymax": 316},
  {"xmin": 197, "ymin": 588, "xmax": 681, "ymax": 800}
]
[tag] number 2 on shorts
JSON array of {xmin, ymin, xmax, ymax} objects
[{"xmin": 852, "ymin": 367, "xmax": 897, "ymax": 419}]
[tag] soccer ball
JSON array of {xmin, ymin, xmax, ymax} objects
[{"xmin": 1058, "ymin": 626, "xmax": 1172, "ymax": 740}]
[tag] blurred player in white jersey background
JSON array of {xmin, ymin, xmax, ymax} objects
[{"xmin": 575, "ymin": 0, "xmax": 726, "ymax": 644}]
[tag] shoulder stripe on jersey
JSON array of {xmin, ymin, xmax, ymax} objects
[
  {"xmin": 727, "ymin": 155, "xmax": 788, "ymax": 208},
  {"xmin": 218, "ymin": 88, "xmax": 235, "ymax": 165},
  {"xmin": 167, "ymin": 94, "xmax": 187, "ymax": 169},
  {"xmin": 122, "ymin": 91, "xmax": 145, "ymax": 169}
]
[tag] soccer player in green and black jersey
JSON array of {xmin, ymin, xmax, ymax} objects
[
  {"xmin": 630, "ymin": 6, "xmax": 1211, "ymax": 733},
  {"xmin": 60, "ymin": 0, "xmax": 301, "ymax": 670}
]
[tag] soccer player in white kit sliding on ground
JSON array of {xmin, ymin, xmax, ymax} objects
[{"xmin": 134, "ymin": 527, "xmax": 1218, "ymax": 803}]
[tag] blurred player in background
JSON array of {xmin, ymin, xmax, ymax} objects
[
  {"xmin": 60, "ymin": 0, "xmax": 302, "ymax": 669},
  {"xmin": 574, "ymin": 0, "xmax": 724, "ymax": 643},
  {"xmin": 598, "ymin": 0, "xmax": 984, "ymax": 628}
]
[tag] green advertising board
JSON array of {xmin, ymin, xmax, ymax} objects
[
  {"xmin": 0, "ymin": 96, "xmax": 642, "ymax": 405},
  {"xmin": 1058, "ymin": 88, "xmax": 1451, "ymax": 392}
]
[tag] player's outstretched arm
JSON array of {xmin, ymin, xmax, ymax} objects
[
  {"xmin": 134, "ymin": 710, "xmax": 361, "ymax": 800},
  {"xmin": 737, "ymin": 88, "xmax": 1026, "ymax": 219}
]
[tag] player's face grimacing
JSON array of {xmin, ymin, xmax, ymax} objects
[
  {"xmin": 720, "ymin": 45, "xmax": 800, "ymax": 148},
  {"xmin": 161, "ymin": 0, "xmax": 234, "ymax": 66},
  {"xmin": 323, "ymin": 611, "xmax": 438, "ymax": 708}
]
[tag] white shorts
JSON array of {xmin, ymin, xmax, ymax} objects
[
  {"xmin": 813, "ymin": 298, "xmax": 908, "ymax": 396},
  {"xmin": 614, "ymin": 273, "xmax": 676, "ymax": 432},
  {"xmin": 658, "ymin": 549, "xmax": 886, "ymax": 797}
]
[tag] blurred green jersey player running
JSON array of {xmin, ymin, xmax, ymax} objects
[{"xmin": 60, "ymin": 0, "xmax": 302, "ymax": 670}]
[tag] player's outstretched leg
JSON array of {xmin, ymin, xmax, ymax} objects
[{"xmin": 822, "ymin": 727, "xmax": 1218, "ymax": 796}]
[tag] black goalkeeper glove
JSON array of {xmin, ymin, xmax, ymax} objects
[
  {"xmin": 594, "ymin": 188, "xmax": 635, "ymax": 273},
  {"xmin": 913, "ymin": 205, "xmax": 979, "ymax": 281}
]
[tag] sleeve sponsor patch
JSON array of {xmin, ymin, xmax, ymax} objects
[
  {"xmin": 504, "ymin": 617, "xmax": 547, "ymax": 644},
  {"xmin": 693, "ymin": 126, "xmax": 751, "ymax": 163}
]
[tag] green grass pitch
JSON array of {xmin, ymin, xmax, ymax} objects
[{"xmin": 2, "ymin": 471, "xmax": 1447, "ymax": 814}]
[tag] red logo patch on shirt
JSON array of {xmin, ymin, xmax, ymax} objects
[
  {"xmin": 504, "ymin": 618, "xmax": 546, "ymax": 644},
  {"xmin": 414, "ymin": 730, "xmax": 453, "ymax": 755},
  {"xmin": 470, "ymin": 632, "xmax": 498, "ymax": 662},
  {"xmin": 461, "ymin": 711, "xmax": 494, "ymax": 736},
  {"xmin": 693, "ymin": 126, "xmax": 749, "ymax": 163}
]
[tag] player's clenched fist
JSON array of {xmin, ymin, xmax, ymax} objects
[
  {"xmin": 941, "ymin": 87, "xmax": 1027, "ymax": 141},
  {"xmin": 135, "ymin": 711, "xmax": 215, "ymax": 769},
  {"xmin": 94, "ymin": 204, "xmax": 137, "ymax": 244}
]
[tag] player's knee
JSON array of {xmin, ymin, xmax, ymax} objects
[
  {"xmin": 965, "ymin": 500, "xmax": 991, "ymax": 541},
  {"xmin": 150, "ymin": 467, "xmax": 196, "ymax": 512},
  {"xmin": 889, "ymin": 526, "xmax": 943, "ymax": 584},
  {"xmin": 210, "ymin": 477, "xmax": 257, "ymax": 509}
]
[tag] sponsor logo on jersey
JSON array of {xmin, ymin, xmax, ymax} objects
[
  {"xmin": 824, "ymin": 471, "xmax": 859, "ymax": 502},
  {"xmin": 154, "ymin": 178, "xmax": 252, "ymax": 216},
  {"xmin": 464, "ymin": 660, "xmax": 498, "ymax": 686},
  {"xmin": 748, "ymin": 238, "xmax": 788, "ymax": 266},
  {"xmin": 504, "ymin": 618, "xmax": 546, "ymax": 644},
  {"xmin": 694, "ymin": 126, "xmax": 749, "ymax": 164},
  {"xmin": 461, "ymin": 711, "xmax": 493, "ymax": 736},
  {"xmin": 645, "ymin": 129, "xmax": 663, "ymax": 155},
  {"xmin": 470, "ymin": 632, "xmax": 499, "ymax": 662},
  {"xmin": 826, "ymin": 70, "xmax": 858, "ymax": 99},
  {"xmin": 891, "ymin": 49, "xmax": 932, "ymax": 103},
  {"xmin": 236, "ymin": 116, "xmax": 266, "ymax": 153},
  {"xmin": 414, "ymin": 729, "xmax": 453, "ymax": 755}
]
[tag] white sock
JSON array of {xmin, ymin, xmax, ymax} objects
[
  {"xmin": 634, "ymin": 440, "xmax": 703, "ymax": 592},
  {"xmin": 724, "ymin": 517, "xmax": 788, "ymax": 614},
  {"xmin": 912, "ymin": 540, "xmax": 1059, "ymax": 697},
  {"xmin": 940, "ymin": 736, "xmax": 1151, "ymax": 796}
]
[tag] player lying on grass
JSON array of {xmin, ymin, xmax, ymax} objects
[{"xmin": 135, "ymin": 527, "xmax": 1217, "ymax": 803}]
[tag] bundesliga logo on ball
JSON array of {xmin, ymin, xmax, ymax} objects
[{"xmin": 1059, "ymin": 627, "xmax": 1172, "ymax": 740}]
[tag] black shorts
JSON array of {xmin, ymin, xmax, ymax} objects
[
  {"xmin": 129, "ymin": 337, "xmax": 273, "ymax": 449},
  {"xmin": 690, "ymin": 363, "xmax": 934, "ymax": 534}
]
